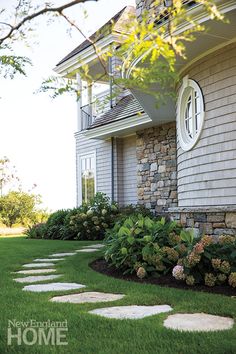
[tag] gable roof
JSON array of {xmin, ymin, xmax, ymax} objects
[
  {"xmin": 88, "ymin": 93, "xmax": 145, "ymax": 129},
  {"xmin": 56, "ymin": 6, "xmax": 135, "ymax": 67}
]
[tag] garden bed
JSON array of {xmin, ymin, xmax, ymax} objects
[{"xmin": 90, "ymin": 258, "xmax": 236, "ymax": 297}]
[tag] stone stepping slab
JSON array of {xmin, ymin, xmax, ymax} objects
[
  {"xmin": 50, "ymin": 292, "xmax": 125, "ymax": 304},
  {"xmin": 49, "ymin": 253, "xmax": 77, "ymax": 257},
  {"xmin": 76, "ymin": 249, "xmax": 98, "ymax": 253},
  {"xmin": 164, "ymin": 313, "xmax": 234, "ymax": 332},
  {"xmin": 22, "ymin": 263, "xmax": 55, "ymax": 268},
  {"xmin": 14, "ymin": 269, "xmax": 57, "ymax": 275},
  {"xmin": 82, "ymin": 244, "xmax": 104, "ymax": 249},
  {"xmin": 23, "ymin": 282, "xmax": 86, "ymax": 293},
  {"xmin": 33, "ymin": 258, "xmax": 65, "ymax": 262},
  {"xmin": 14, "ymin": 275, "xmax": 62, "ymax": 284},
  {"xmin": 89, "ymin": 305, "xmax": 173, "ymax": 319}
]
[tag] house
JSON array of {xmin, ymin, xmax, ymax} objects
[{"xmin": 54, "ymin": 0, "xmax": 236, "ymax": 236}]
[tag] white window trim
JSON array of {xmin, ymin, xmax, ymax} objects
[
  {"xmin": 77, "ymin": 151, "xmax": 97, "ymax": 206},
  {"xmin": 177, "ymin": 76, "xmax": 205, "ymax": 151}
]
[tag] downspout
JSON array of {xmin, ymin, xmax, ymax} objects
[
  {"xmin": 109, "ymin": 56, "xmax": 114, "ymax": 202},
  {"xmin": 111, "ymin": 137, "xmax": 114, "ymax": 203}
]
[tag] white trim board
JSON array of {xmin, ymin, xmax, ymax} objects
[{"xmin": 83, "ymin": 113, "xmax": 152, "ymax": 139}]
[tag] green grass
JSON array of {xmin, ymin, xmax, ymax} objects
[{"xmin": 0, "ymin": 237, "xmax": 235, "ymax": 354}]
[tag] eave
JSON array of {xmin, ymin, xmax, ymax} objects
[
  {"xmin": 54, "ymin": 32, "xmax": 122, "ymax": 78},
  {"xmin": 82, "ymin": 113, "xmax": 152, "ymax": 139}
]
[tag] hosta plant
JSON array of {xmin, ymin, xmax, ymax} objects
[
  {"xmin": 104, "ymin": 214, "xmax": 190, "ymax": 278},
  {"xmin": 172, "ymin": 235, "xmax": 236, "ymax": 288}
]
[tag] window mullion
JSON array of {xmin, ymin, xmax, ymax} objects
[{"xmin": 191, "ymin": 89, "xmax": 195, "ymax": 137}]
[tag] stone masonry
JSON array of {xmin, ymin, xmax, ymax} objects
[
  {"xmin": 169, "ymin": 208, "xmax": 236, "ymax": 236},
  {"xmin": 136, "ymin": 123, "xmax": 177, "ymax": 213}
]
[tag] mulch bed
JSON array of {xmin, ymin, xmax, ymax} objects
[{"xmin": 90, "ymin": 258, "xmax": 236, "ymax": 297}]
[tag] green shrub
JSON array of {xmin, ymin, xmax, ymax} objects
[
  {"xmin": 119, "ymin": 204, "xmax": 154, "ymax": 218},
  {"xmin": 26, "ymin": 193, "xmax": 120, "ymax": 241},
  {"xmin": 66, "ymin": 193, "xmax": 119, "ymax": 240},
  {"xmin": 172, "ymin": 235, "xmax": 236, "ymax": 287},
  {"xmin": 26, "ymin": 223, "xmax": 47, "ymax": 239},
  {"xmin": 104, "ymin": 214, "xmax": 188, "ymax": 278},
  {"xmin": 44, "ymin": 209, "xmax": 69, "ymax": 239}
]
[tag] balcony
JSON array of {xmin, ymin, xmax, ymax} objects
[{"xmin": 80, "ymin": 89, "xmax": 111, "ymax": 131}]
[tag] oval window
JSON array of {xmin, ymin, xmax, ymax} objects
[{"xmin": 177, "ymin": 77, "xmax": 205, "ymax": 151}]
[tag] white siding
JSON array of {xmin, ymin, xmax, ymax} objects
[
  {"xmin": 177, "ymin": 43, "xmax": 236, "ymax": 207},
  {"xmin": 75, "ymin": 133, "xmax": 137, "ymax": 206},
  {"xmin": 122, "ymin": 135, "xmax": 137, "ymax": 205},
  {"xmin": 75, "ymin": 132, "xmax": 112, "ymax": 205}
]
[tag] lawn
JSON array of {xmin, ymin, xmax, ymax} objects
[{"xmin": 0, "ymin": 236, "xmax": 235, "ymax": 354}]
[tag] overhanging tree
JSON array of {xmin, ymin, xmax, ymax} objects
[{"xmin": 0, "ymin": 0, "xmax": 98, "ymax": 78}]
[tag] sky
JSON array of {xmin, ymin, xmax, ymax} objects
[{"xmin": 0, "ymin": 0, "xmax": 135, "ymax": 211}]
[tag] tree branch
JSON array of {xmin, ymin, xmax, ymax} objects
[
  {"xmin": 0, "ymin": 0, "xmax": 98, "ymax": 45},
  {"xmin": 59, "ymin": 10, "xmax": 108, "ymax": 77}
]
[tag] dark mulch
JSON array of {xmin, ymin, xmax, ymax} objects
[{"xmin": 90, "ymin": 258, "xmax": 236, "ymax": 297}]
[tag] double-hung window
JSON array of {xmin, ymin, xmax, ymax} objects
[{"xmin": 78, "ymin": 152, "xmax": 96, "ymax": 204}]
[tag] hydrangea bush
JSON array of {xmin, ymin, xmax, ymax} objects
[
  {"xmin": 172, "ymin": 235, "xmax": 236, "ymax": 288},
  {"xmin": 26, "ymin": 193, "xmax": 119, "ymax": 240},
  {"xmin": 104, "ymin": 214, "xmax": 191, "ymax": 278},
  {"xmin": 66, "ymin": 193, "xmax": 119, "ymax": 240}
]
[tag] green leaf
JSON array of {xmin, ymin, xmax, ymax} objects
[{"xmin": 180, "ymin": 229, "xmax": 194, "ymax": 244}]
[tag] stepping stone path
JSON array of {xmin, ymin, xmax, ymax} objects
[
  {"xmin": 14, "ymin": 247, "xmax": 234, "ymax": 333},
  {"xmin": 49, "ymin": 253, "xmax": 77, "ymax": 257},
  {"xmin": 164, "ymin": 313, "xmax": 234, "ymax": 332},
  {"xmin": 34, "ymin": 258, "xmax": 65, "ymax": 262},
  {"xmin": 76, "ymin": 249, "xmax": 98, "ymax": 253},
  {"xmin": 23, "ymin": 282, "xmax": 86, "ymax": 292},
  {"xmin": 14, "ymin": 269, "xmax": 57, "ymax": 275},
  {"xmin": 50, "ymin": 292, "xmax": 124, "ymax": 304},
  {"xmin": 22, "ymin": 263, "xmax": 55, "ymax": 268},
  {"xmin": 14, "ymin": 275, "xmax": 62, "ymax": 284},
  {"xmin": 89, "ymin": 305, "xmax": 173, "ymax": 319}
]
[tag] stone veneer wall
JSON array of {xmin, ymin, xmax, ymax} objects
[
  {"xmin": 136, "ymin": 123, "xmax": 177, "ymax": 212},
  {"xmin": 169, "ymin": 208, "xmax": 236, "ymax": 236}
]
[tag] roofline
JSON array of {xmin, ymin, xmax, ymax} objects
[
  {"xmin": 82, "ymin": 112, "xmax": 152, "ymax": 139},
  {"xmin": 54, "ymin": 32, "xmax": 122, "ymax": 77}
]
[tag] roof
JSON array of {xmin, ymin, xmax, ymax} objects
[
  {"xmin": 88, "ymin": 94, "xmax": 145, "ymax": 129},
  {"xmin": 56, "ymin": 6, "xmax": 135, "ymax": 67}
]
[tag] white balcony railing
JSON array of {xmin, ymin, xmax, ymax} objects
[{"xmin": 80, "ymin": 89, "xmax": 110, "ymax": 131}]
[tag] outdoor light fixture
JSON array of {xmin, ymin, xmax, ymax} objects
[{"xmin": 164, "ymin": 0, "xmax": 173, "ymax": 7}]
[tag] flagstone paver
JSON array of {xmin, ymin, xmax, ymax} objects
[
  {"xmin": 82, "ymin": 244, "xmax": 104, "ymax": 249},
  {"xmin": 50, "ymin": 292, "xmax": 125, "ymax": 304},
  {"xmin": 89, "ymin": 305, "xmax": 173, "ymax": 319},
  {"xmin": 14, "ymin": 275, "xmax": 62, "ymax": 284},
  {"xmin": 23, "ymin": 282, "xmax": 86, "ymax": 292},
  {"xmin": 22, "ymin": 263, "xmax": 55, "ymax": 268},
  {"xmin": 163, "ymin": 313, "xmax": 234, "ymax": 332},
  {"xmin": 33, "ymin": 258, "xmax": 65, "ymax": 262},
  {"xmin": 76, "ymin": 249, "xmax": 98, "ymax": 253},
  {"xmin": 14, "ymin": 269, "xmax": 57, "ymax": 275},
  {"xmin": 49, "ymin": 253, "xmax": 77, "ymax": 257}
]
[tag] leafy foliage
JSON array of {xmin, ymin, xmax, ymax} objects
[
  {"xmin": 173, "ymin": 235, "xmax": 236, "ymax": 287},
  {"xmin": 65, "ymin": 193, "xmax": 119, "ymax": 240},
  {"xmin": 27, "ymin": 193, "xmax": 120, "ymax": 240},
  {"xmin": 0, "ymin": 54, "xmax": 32, "ymax": 79},
  {"xmin": 104, "ymin": 214, "xmax": 189, "ymax": 277},
  {"xmin": 115, "ymin": 0, "xmax": 225, "ymax": 104},
  {"xmin": 25, "ymin": 222, "xmax": 47, "ymax": 239},
  {"xmin": 0, "ymin": 191, "xmax": 45, "ymax": 227}
]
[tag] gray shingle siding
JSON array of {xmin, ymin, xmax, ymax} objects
[{"xmin": 177, "ymin": 43, "xmax": 236, "ymax": 207}]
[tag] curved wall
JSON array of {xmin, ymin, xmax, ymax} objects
[{"xmin": 177, "ymin": 42, "xmax": 236, "ymax": 207}]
